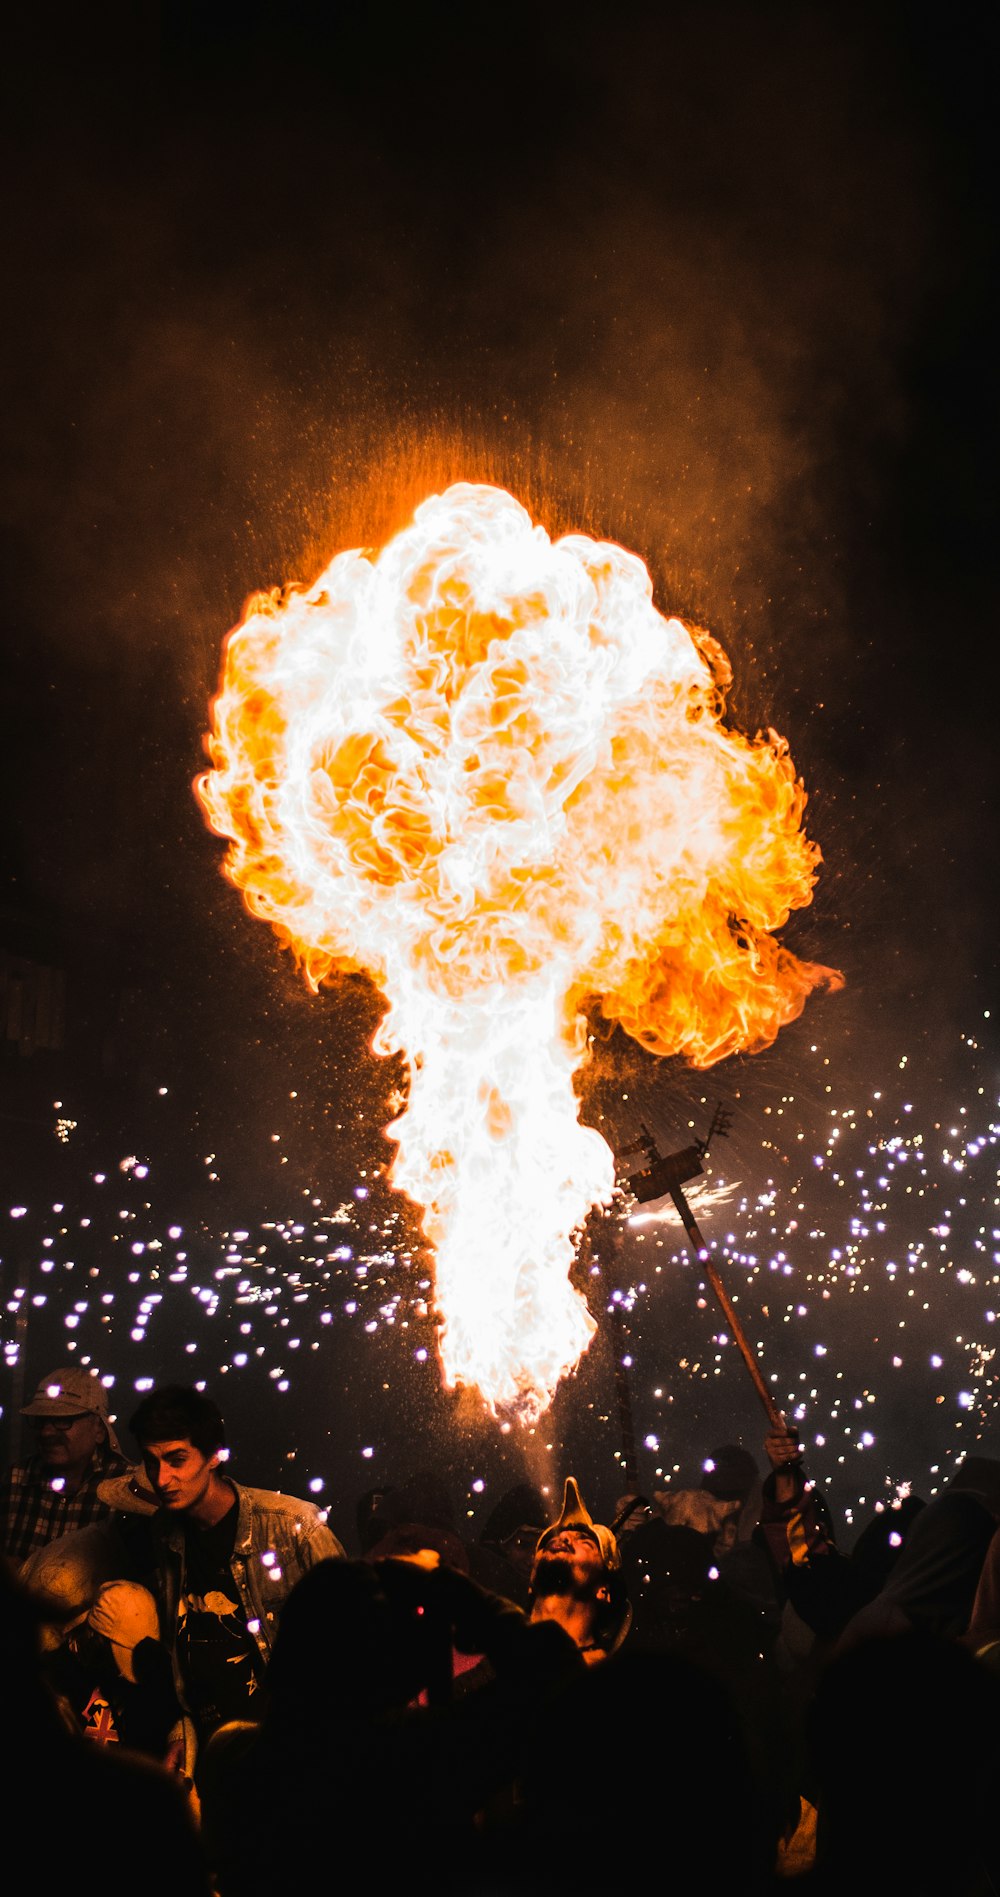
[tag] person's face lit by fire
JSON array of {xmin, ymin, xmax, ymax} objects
[
  {"xmin": 140, "ymin": 1437, "xmax": 223, "ymax": 1519},
  {"xmin": 534, "ymin": 1527, "xmax": 607, "ymax": 1588},
  {"xmin": 529, "ymin": 1527, "xmax": 611, "ymax": 1659}
]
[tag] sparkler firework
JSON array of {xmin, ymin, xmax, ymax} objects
[
  {"xmin": 3, "ymin": 1024, "xmax": 996, "ymax": 1520},
  {"xmin": 195, "ymin": 482, "xmax": 840, "ymax": 1420}
]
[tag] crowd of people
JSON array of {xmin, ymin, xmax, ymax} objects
[{"xmin": 4, "ymin": 1363, "xmax": 1000, "ymax": 1894}]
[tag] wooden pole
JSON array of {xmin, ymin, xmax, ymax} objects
[{"xmin": 668, "ymin": 1184, "xmax": 783, "ymax": 1428}]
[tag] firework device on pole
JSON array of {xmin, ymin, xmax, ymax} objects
[{"xmin": 623, "ymin": 1107, "xmax": 784, "ymax": 1428}]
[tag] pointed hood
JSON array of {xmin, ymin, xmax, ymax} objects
[{"xmin": 536, "ymin": 1476, "xmax": 622, "ymax": 1572}]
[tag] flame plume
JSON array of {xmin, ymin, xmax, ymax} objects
[{"xmin": 197, "ymin": 483, "xmax": 840, "ymax": 1420}]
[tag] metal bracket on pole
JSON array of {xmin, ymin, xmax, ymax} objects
[{"xmin": 622, "ymin": 1105, "xmax": 783, "ymax": 1429}]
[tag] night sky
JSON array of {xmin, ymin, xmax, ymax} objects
[{"xmin": 3, "ymin": 4, "xmax": 996, "ymax": 1544}]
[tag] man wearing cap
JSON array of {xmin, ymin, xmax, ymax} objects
[
  {"xmin": 1, "ymin": 1366, "xmax": 130, "ymax": 1565},
  {"xmin": 528, "ymin": 1477, "xmax": 630, "ymax": 1662}
]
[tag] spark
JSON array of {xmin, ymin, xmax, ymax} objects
[{"xmin": 2, "ymin": 1021, "xmax": 996, "ymax": 1527}]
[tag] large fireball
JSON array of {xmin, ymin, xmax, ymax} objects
[{"xmin": 196, "ymin": 482, "xmax": 840, "ymax": 1420}]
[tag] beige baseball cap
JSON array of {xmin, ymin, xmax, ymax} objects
[
  {"xmin": 95, "ymin": 1465, "xmax": 159, "ymax": 1516},
  {"xmin": 88, "ymin": 1581, "xmax": 161, "ymax": 1683},
  {"xmin": 21, "ymin": 1367, "xmax": 122, "ymax": 1455}
]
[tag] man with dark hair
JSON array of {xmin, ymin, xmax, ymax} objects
[
  {"xmin": 2, "ymin": 1366, "xmax": 130, "ymax": 1564},
  {"xmin": 122, "ymin": 1382, "xmax": 344, "ymax": 1751},
  {"xmin": 129, "ymin": 1385, "xmax": 228, "ymax": 1478}
]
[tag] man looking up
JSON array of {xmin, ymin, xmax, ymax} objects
[
  {"xmin": 2, "ymin": 1366, "xmax": 129, "ymax": 1563},
  {"xmin": 528, "ymin": 1477, "xmax": 630, "ymax": 1662},
  {"xmin": 127, "ymin": 1384, "xmax": 344, "ymax": 1750}
]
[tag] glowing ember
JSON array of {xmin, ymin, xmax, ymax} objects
[{"xmin": 196, "ymin": 482, "xmax": 840, "ymax": 1420}]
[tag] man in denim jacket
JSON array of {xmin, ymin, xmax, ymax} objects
[{"xmin": 113, "ymin": 1384, "xmax": 343, "ymax": 1748}]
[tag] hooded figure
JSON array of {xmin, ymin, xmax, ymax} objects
[{"xmin": 528, "ymin": 1478, "xmax": 630, "ymax": 1660}]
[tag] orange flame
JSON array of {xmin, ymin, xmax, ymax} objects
[{"xmin": 196, "ymin": 483, "xmax": 840, "ymax": 1421}]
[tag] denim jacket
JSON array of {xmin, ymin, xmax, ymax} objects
[{"xmin": 152, "ymin": 1479, "xmax": 344, "ymax": 1672}]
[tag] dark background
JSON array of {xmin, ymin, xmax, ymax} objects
[{"xmin": 2, "ymin": 3, "xmax": 996, "ymax": 1543}]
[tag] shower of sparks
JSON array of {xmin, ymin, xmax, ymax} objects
[
  {"xmin": 610, "ymin": 1020, "xmax": 999, "ymax": 1517},
  {"xmin": 1, "ymin": 1018, "xmax": 997, "ymax": 1534}
]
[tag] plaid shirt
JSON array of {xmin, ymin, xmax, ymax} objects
[{"xmin": 1, "ymin": 1443, "xmax": 130, "ymax": 1566}]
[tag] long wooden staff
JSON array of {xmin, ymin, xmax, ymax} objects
[{"xmin": 623, "ymin": 1108, "xmax": 783, "ymax": 1429}]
